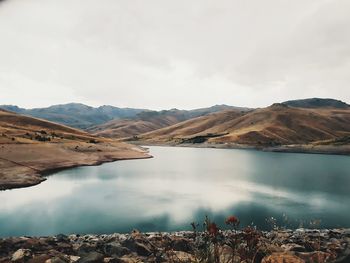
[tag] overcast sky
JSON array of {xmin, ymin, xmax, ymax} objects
[{"xmin": 0, "ymin": 0, "xmax": 349, "ymax": 110}]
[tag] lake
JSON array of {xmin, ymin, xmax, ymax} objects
[{"xmin": 1, "ymin": 146, "xmax": 350, "ymax": 237}]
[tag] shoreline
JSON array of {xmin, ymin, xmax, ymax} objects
[
  {"xmin": 2, "ymin": 140, "xmax": 348, "ymax": 191},
  {"xmin": 131, "ymin": 141, "xmax": 350, "ymax": 156},
  {"xmin": 0, "ymin": 156, "xmax": 153, "ymax": 191},
  {"xmin": 0, "ymin": 143, "xmax": 152, "ymax": 191},
  {"xmin": 1, "ymin": 228, "xmax": 349, "ymax": 262}
]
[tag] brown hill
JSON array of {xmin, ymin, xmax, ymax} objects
[
  {"xmin": 87, "ymin": 111, "xmax": 186, "ymax": 139},
  {"xmin": 137, "ymin": 104, "xmax": 350, "ymax": 147},
  {"xmin": 0, "ymin": 109, "xmax": 150, "ymax": 190},
  {"xmin": 88, "ymin": 105, "xmax": 246, "ymax": 139}
]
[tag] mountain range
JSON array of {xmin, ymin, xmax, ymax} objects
[
  {"xmin": 1, "ymin": 98, "xmax": 350, "ymax": 150},
  {"xmin": 138, "ymin": 102, "xmax": 350, "ymax": 147},
  {"xmin": 0, "ymin": 103, "xmax": 247, "ymax": 136},
  {"xmin": 0, "ymin": 103, "xmax": 146, "ymax": 129},
  {"xmin": 87, "ymin": 104, "xmax": 248, "ymax": 138}
]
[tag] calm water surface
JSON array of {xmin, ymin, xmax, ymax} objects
[{"xmin": 1, "ymin": 146, "xmax": 350, "ymax": 237}]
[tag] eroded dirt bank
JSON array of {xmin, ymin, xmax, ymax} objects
[{"xmin": 0, "ymin": 142, "xmax": 151, "ymax": 191}]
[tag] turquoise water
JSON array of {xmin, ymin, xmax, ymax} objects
[{"xmin": 0, "ymin": 146, "xmax": 350, "ymax": 237}]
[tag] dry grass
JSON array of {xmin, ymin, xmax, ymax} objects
[
  {"xmin": 0, "ymin": 109, "xmax": 151, "ymax": 190},
  {"xmin": 137, "ymin": 105, "xmax": 350, "ymax": 147}
]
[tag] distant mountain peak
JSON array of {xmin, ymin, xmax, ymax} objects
[
  {"xmin": 282, "ymin": 98, "xmax": 349, "ymax": 109},
  {"xmin": 270, "ymin": 103, "xmax": 289, "ymax": 108}
]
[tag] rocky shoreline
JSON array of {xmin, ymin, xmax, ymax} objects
[{"xmin": 1, "ymin": 228, "xmax": 349, "ymax": 263}]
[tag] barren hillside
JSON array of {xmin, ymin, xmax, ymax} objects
[
  {"xmin": 88, "ymin": 105, "xmax": 247, "ymax": 139},
  {"xmin": 137, "ymin": 103, "xmax": 350, "ymax": 147},
  {"xmin": 0, "ymin": 109, "xmax": 150, "ymax": 190}
]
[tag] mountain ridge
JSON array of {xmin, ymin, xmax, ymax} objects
[
  {"xmin": 135, "ymin": 100, "xmax": 350, "ymax": 149},
  {"xmin": 0, "ymin": 103, "xmax": 147, "ymax": 129},
  {"xmin": 282, "ymin": 98, "xmax": 350, "ymax": 109},
  {"xmin": 1, "ymin": 98, "xmax": 349, "ymax": 141},
  {"xmin": 88, "ymin": 104, "xmax": 249, "ymax": 138}
]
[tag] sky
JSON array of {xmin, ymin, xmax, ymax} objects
[{"xmin": 0, "ymin": 0, "xmax": 349, "ymax": 110}]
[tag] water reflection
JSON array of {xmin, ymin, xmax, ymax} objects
[{"xmin": 0, "ymin": 146, "xmax": 350, "ymax": 237}]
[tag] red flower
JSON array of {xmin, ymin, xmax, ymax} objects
[
  {"xmin": 225, "ymin": 215, "xmax": 240, "ymax": 227},
  {"xmin": 208, "ymin": 222, "xmax": 219, "ymax": 237}
]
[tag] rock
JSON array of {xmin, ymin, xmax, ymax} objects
[
  {"xmin": 55, "ymin": 234, "xmax": 69, "ymax": 243},
  {"xmin": 55, "ymin": 243, "xmax": 73, "ymax": 254},
  {"xmin": 171, "ymin": 237, "xmax": 192, "ymax": 252},
  {"xmin": 103, "ymin": 242, "xmax": 130, "ymax": 257},
  {"xmin": 77, "ymin": 252, "xmax": 104, "ymax": 263},
  {"xmin": 219, "ymin": 245, "xmax": 233, "ymax": 263},
  {"xmin": 119, "ymin": 255, "xmax": 142, "ymax": 263},
  {"xmin": 329, "ymin": 229, "xmax": 342, "ymax": 238},
  {"xmin": 27, "ymin": 254, "xmax": 51, "ymax": 263},
  {"xmin": 103, "ymin": 258, "xmax": 121, "ymax": 263},
  {"xmin": 21, "ymin": 238, "xmax": 45, "ymax": 250},
  {"xmin": 343, "ymin": 229, "xmax": 350, "ymax": 237},
  {"xmin": 172, "ymin": 251, "xmax": 194, "ymax": 261},
  {"xmin": 334, "ymin": 253, "xmax": 350, "ymax": 263},
  {"xmin": 75, "ymin": 243, "xmax": 96, "ymax": 256},
  {"xmin": 281, "ymin": 243, "xmax": 306, "ymax": 252},
  {"xmin": 122, "ymin": 237, "xmax": 153, "ymax": 257},
  {"xmin": 261, "ymin": 252, "xmax": 305, "ymax": 263},
  {"xmin": 296, "ymin": 251, "xmax": 332, "ymax": 263},
  {"xmin": 132, "ymin": 242, "xmax": 152, "ymax": 257},
  {"xmin": 253, "ymin": 250, "xmax": 268, "ymax": 263},
  {"xmin": 45, "ymin": 257, "xmax": 68, "ymax": 263},
  {"xmin": 69, "ymin": 255, "xmax": 81, "ymax": 262},
  {"xmin": 11, "ymin": 249, "xmax": 32, "ymax": 262}
]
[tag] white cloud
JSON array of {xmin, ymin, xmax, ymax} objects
[{"xmin": 0, "ymin": 0, "xmax": 349, "ymax": 109}]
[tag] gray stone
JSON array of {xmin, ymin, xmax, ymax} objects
[
  {"xmin": 122, "ymin": 238, "xmax": 153, "ymax": 257},
  {"xmin": 76, "ymin": 243, "xmax": 97, "ymax": 256},
  {"xmin": 281, "ymin": 243, "xmax": 306, "ymax": 252},
  {"xmin": 133, "ymin": 242, "xmax": 152, "ymax": 257},
  {"xmin": 77, "ymin": 252, "xmax": 104, "ymax": 263},
  {"xmin": 45, "ymin": 257, "xmax": 68, "ymax": 263},
  {"xmin": 171, "ymin": 237, "xmax": 192, "ymax": 252},
  {"xmin": 11, "ymin": 249, "xmax": 32, "ymax": 262},
  {"xmin": 103, "ymin": 242, "xmax": 130, "ymax": 257},
  {"xmin": 55, "ymin": 234, "xmax": 69, "ymax": 243}
]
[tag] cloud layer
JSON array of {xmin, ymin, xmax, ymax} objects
[{"xmin": 0, "ymin": 0, "xmax": 349, "ymax": 109}]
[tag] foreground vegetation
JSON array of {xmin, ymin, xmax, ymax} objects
[{"xmin": 1, "ymin": 216, "xmax": 349, "ymax": 263}]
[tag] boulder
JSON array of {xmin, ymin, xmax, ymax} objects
[
  {"xmin": 55, "ymin": 235, "xmax": 69, "ymax": 243},
  {"xmin": 69, "ymin": 256, "xmax": 81, "ymax": 262},
  {"xmin": 103, "ymin": 242, "xmax": 130, "ymax": 257},
  {"xmin": 27, "ymin": 254, "xmax": 51, "ymax": 263},
  {"xmin": 11, "ymin": 249, "xmax": 32, "ymax": 262},
  {"xmin": 172, "ymin": 251, "xmax": 194, "ymax": 261},
  {"xmin": 45, "ymin": 257, "xmax": 68, "ymax": 263},
  {"xmin": 281, "ymin": 243, "xmax": 306, "ymax": 252},
  {"xmin": 297, "ymin": 251, "xmax": 333, "ymax": 263},
  {"xmin": 122, "ymin": 238, "xmax": 153, "ymax": 257},
  {"xmin": 103, "ymin": 258, "xmax": 122, "ymax": 263},
  {"xmin": 261, "ymin": 252, "xmax": 305, "ymax": 263},
  {"xmin": 75, "ymin": 244, "xmax": 97, "ymax": 256},
  {"xmin": 171, "ymin": 237, "xmax": 192, "ymax": 252},
  {"xmin": 132, "ymin": 242, "xmax": 152, "ymax": 257},
  {"xmin": 77, "ymin": 252, "xmax": 104, "ymax": 263}
]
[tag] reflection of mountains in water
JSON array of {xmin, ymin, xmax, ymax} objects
[{"xmin": 1, "ymin": 146, "xmax": 350, "ymax": 236}]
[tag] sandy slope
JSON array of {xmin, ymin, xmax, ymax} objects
[
  {"xmin": 138, "ymin": 105, "xmax": 350, "ymax": 144},
  {"xmin": 135, "ymin": 104, "xmax": 350, "ymax": 154},
  {"xmin": 0, "ymin": 109, "xmax": 151, "ymax": 190}
]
